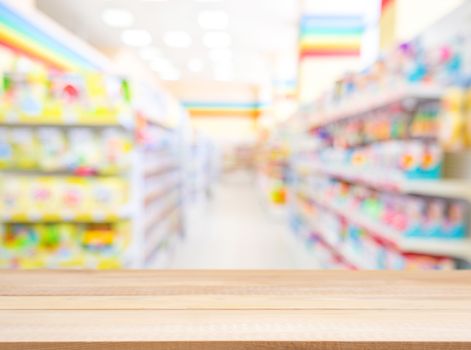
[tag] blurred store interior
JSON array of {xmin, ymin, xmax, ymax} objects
[{"xmin": 1, "ymin": 0, "xmax": 471, "ymax": 270}]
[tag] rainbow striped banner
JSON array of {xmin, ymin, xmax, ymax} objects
[
  {"xmin": 0, "ymin": 1, "xmax": 101, "ymax": 71},
  {"xmin": 183, "ymin": 101, "xmax": 267, "ymax": 118},
  {"xmin": 299, "ymin": 15, "xmax": 364, "ymax": 58}
]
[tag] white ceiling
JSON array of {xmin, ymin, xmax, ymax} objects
[{"xmin": 36, "ymin": 0, "xmax": 300, "ymax": 84}]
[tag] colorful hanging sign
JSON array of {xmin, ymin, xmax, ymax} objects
[
  {"xmin": 183, "ymin": 101, "xmax": 267, "ymax": 118},
  {"xmin": 381, "ymin": 0, "xmax": 395, "ymax": 12},
  {"xmin": 379, "ymin": 0, "xmax": 397, "ymax": 50},
  {"xmin": 299, "ymin": 15, "xmax": 364, "ymax": 58},
  {"xmin": 0, "ymin": 1, "xmax": 102, "ymax": 71}
]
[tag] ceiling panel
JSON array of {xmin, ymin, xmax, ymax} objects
[{"xmin": 36, "ymin": 0, "xmax": 300, "ymax": 84}]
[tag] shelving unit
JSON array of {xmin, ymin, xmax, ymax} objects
[
  {"xmin": 285, "ymin": 2, "xmax": 471, "ymax": 270},
  {"xmin": 401, "ymin": 179, "xmax": 471, "ymax": 202},
  {"xmin": 0, "ymin": 1, "xmax": 190, "ymax": 269},
  {"xmin": 0, "ymin": 98, "xmax": 188, "ymax": 269},
  {"xmin": 297, "ymin": 162, "xmax": 471, "ymax": 202},
  {"xmin": 299, "ymin": 187, "xmax": 471, "ymax": 260},
  {"xmin": 307, "ymin": 85, "xmax": 443, "ymax": 129},
  {"xmin": 256, "ymin": 129, "xmax": 291, "ymax": 219}
]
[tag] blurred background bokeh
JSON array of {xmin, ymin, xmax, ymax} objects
[{"xmin": 1, "ymin": 0, "xmax": 471, "ymax": 270}]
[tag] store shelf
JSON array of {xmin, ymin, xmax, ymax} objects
[
  {"xmin": 0, "ymin": 109, "xmax": 133, "ymax": 128},
  {"xmin": 294, "ymin": 197, "xmax": 367, "ymax": 269},
  {"xmin": 0, "ymin": 169, "xmax": 129, "ymax": 178},
  {"xmin": 339, "ymin": 245, "xmax": 374, "ymax": 270},
  {"xmin": 144, "ymin": 211, "xmax": 181, "ymax": 262},
  {"xmin": 144, "ymin": 199, "xmax": 181, "ymax": 235},
  {"xmin": 144, "ymin": 165, "xmax": 179, "ymax": 179},
  {"xmin": 299, "ymin": 163, "xmax": 471, "ymax": 202},
  {"xmin": 302, "ymin": 189, "xmax": 398, "ymax": 244},
  {"xmin": 401, "ymin": 179, "xmax": 471, "ymax": 202},
  {"xmin": 308, "ymin": 85, "xmax": 443, "ymax": 129},
  {"xmin": 401, "ymin": 238, "xmax": 471, "ymax": 260},
  {"xmin": 302, "ymin": 188, "xmax": 471, "ymax": 260},
  {"xmin": 144, "ymin": 182, "xmax": 180, "ymax": 207},
  {"xmin": 0, "ymin": 0, "xmax": 190, "ymax": 270},
  {"xmin": 1, "ymin": 210, "xmax": 130, "ymax": 223}
]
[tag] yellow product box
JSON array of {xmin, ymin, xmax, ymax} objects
[
  {"xmin": 0, "ymin": 103, "xmax": 10, "ymax": 123},
  {"xmin": 78, "ymin": 107, "xmax": 120, "ymax": 125},
  {"xmin": 100, "ymin": 128, "xmax": 134, "ymax": 175},
  {"xmin": 440, "ymin": 88, "xmax": 467, "ymax": 151},
  {"xmin": 27, "ymin": 177, "xmax": 62, "ymax": 220},
  {"xmin": 0, "ymin": 127, "xmax": 13, "ymax": 169},
  {"xmin": 0, "ymin": 102, "xmax": 19, "ymax": 124},
  {"xmin": 96, "ymin": 257, "xmax": 122, "ymax": 269},
  {"xmin": 465, "ymin": 89, "xmax": 471, "ymax": 148},
  {"xmin": 60, "ymin": 177, "xmax": 90, "ymax": 218},
  {"xmin": 57, "ymin": 255, "xmax": 87, "ymax": 268},
  {"xmin": 85, "ymin": 73, "xmax": 107, "ymax": 99},
  {"xmin": 36, "ymin": 127, "xmax": 68, "ymax": 171},
  {"xmin": 89, "ymin": 178, "xmax": 129, "ymax": 215},
  {"xmin": 40, "ymin": 100, "xmax": 64, "ymax": 123},
  {"xmin": 18, "ymin": 256, "xmax": 46, "ymax": 269},
  {"xmin": 0, "ymin": 176, "xmax": 29, "ymax": 219},
  {"xmin": 115, "ymin": 221, "xmax": 132, "ymax": 252},
  {"xmin": 15, "ymin": 101, "xmax": 62, "ymax": 125},
  {"xmin": 10, "ymin": 128, "xmax": 38, "ymax": 169}
]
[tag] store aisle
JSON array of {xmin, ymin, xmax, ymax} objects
[{"xmin": 170, "ymin": 174, "xmax": 302, "ymax": 269}]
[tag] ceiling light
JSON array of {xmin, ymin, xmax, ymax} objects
[
  {"xmin": 188, "ymin": 58, "xmax": 204, "ymax": 73},
  {"xmin": 102, "ymin": 8, "xmax": 134, "ymax": 28},
  {"xmin": 164, "ymin": 31, "xmax": 192, "ymax": 48},
  {"xmin": 203, "ymin": 32, "xmax": 231, "ymax": 49},
  {"xmin": 208, "ymin": 48, "xmax": 232, "ymax": 62},
  {"xmin": 198, "ymin": 10, "xmax": 229, "ymax": 30},
  {"xmin": 139, "ymin": 47, "xmax": 161, "ymax": 60},
  {"xmin": 121, "ymin": 29, "xmax": 152, "ymax": 47}
]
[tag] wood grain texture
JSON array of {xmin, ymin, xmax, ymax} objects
[{"xmin": 0, "ymin": 270, "xmax": 470, "ymax": 349}]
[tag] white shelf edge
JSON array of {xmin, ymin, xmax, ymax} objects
[
  {"xmin": 299, "ymin": 163, "xmax": 471, "ymax": 202},
  {"xmin": 401, "ymin": 179, "xmax": 471, "ymax": 202},
  {"xmin": 308, "ymin": 85, "xmax": 443, "ymax": 129},
  {"xmin": 300, "ymin": 188, "xmax": 471, "ymax": 261},
  {"xmin": 399, "ymin": 238, "xmax": 471, "ymax": 260}
]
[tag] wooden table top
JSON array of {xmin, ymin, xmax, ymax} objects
[{"xmin": 1, "ymin": 270, "xmax": 471, "ymax": 349}]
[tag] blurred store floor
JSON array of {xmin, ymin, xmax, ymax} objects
[{"xmin": 170, "ymin": 172, "xmax": 304, "ymax": 269}]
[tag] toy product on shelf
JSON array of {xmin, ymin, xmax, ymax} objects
[
  {"xmin": 304, "ymin": 175, "xmax": 468, "ymax": 240},
  {"xmin": 440, "ymin": 88, "xmax": 468, "ymax": 151},
  {"xmin": 301, "ymin": 139, "xmax": 444, "ymax": 183},
  {"xmin": 0, "ymin": 175, "xmax": 129, "ymax": 220},
  {"xmin": 292, "ymin": 188, "xmax": 457, "ymax": 270},
  {"xmin": 403, "ymin": 254, "xmax": 455, "ymax": 270},
  {"xmin": 37, "ymin": 127, "xmax": 68, "ymax": 171},
  {"xmin": 257, "ymin": 128, "xmax": 291, "ymax": 212},
  {"xmin": 0, "ymin": 222, "xmax": 131, "ymax": 269},
  {"xmin": 0, "ymin": 125, "xmax": 133, "ymax": 175}
]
